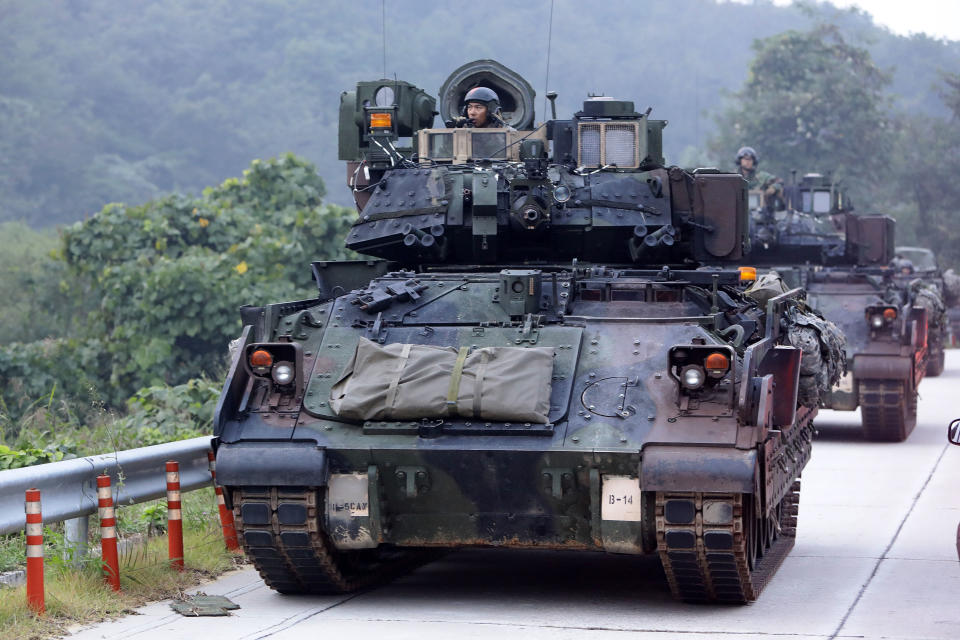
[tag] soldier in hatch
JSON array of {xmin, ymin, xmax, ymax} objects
[
  {"xmin": 736, "ymin": 146, "xmax": 783, "ymax": 210},
  {"xmin": 456, "ymin": 87, "xmax": 513, "ymax": 129}
]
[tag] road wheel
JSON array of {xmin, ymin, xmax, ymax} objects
[{"xmin": 926, "ymin": 348, "xmax": 945, "ymax": 377}]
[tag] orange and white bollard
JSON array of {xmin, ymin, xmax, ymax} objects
[
  {"xmin": 97, "ymin": 475, "xmax": 120, "ymax": 591},
  {"xmin": 207, "ymin": 451, "xmax": 240, "ymax": 551},
  {"xmin": 25, "ymin": 488, "xmax": 44, "ymax": 614},
  {"xmin": 166, "ymin": 461, "xmax": 184, "ymax": 571}
]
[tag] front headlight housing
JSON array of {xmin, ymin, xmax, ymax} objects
[
  {"xmin": 668, "ymin": 345, "xmax": 734, "ymax": 394},
  {"xmin": 244, "ymin": 342, "xmax": 302, "ymax": 393},
  {"xmin": 866, "ymin": 305, "xmax": 898, "ymax": 331}
]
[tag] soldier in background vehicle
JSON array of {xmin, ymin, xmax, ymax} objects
[
  {"xmin": 736, "ymin": 146, "xmax": 783, "ymax": 210},
  {"xmin": 891, "ymin": 255, "xmax": 915, "ymax": 276}
]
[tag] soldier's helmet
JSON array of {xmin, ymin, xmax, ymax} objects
[
  {"xmin": 463, "ymin": 86, "xmax": 501, "ymax": 115},
  {"xmin": 736, "ymin": 146, "xmax": 759, "ymax": 166},
  {"xmin": 891, "ymin": 256, "xmax": 915, "ymax": 275}
]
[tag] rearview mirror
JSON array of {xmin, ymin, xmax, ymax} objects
[{"xmin": 948, "ymin": 418, "xmax": 960, "ymax": 445}]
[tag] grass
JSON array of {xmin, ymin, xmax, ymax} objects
[{"xmin": 0, "ymin": 487, "xmax": 244, "ymax": 640}]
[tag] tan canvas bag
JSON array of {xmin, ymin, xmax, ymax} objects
[{"xmin": 330, "ymin": 337, "xmax": 554, "ymax": 423}]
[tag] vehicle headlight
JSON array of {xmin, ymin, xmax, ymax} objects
[
  {"xmin": 870, "ymin": 314, "xmax": 884, "ymax": 329},
  {"xmin": 681, "ymin": 365, "xmax": 705, "ymax": 390},
  {"xmin": 272, "ymin": 362, "xmax": 295, "ymax": 385},
  {"xmin": 553, "ymin": 184, "xmax": 571, "ymax": 203}
]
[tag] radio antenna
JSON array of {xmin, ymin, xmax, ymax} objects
[
  {"xmin": 543, "ymin": 0, "xmax": 555, "ymax": 121},
  {"xmin": 381, "ymin": 0, "xmax": 387, "ymax": 78}
]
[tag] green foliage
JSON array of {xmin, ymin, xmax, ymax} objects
[
  {"xmin": 886, "ymin": 77, "xmax": 960, "ymax": 268},
  {"xmin": 0, "ymin": 442, "xmax": 75, "ymax": 470},
  {"xmin": 0, "ymin": 338, "xmax": 108, "ymax": 435},
  {"xmin": 138, "ymin": 503, "xmax": 168, "ymax": 536},
  {"xmin": 0, "ymin": 222, "xmax": 92, "ymax": 345},
  {"xmin": 0, "ymin": 154, "xmax": 355, "ymax": 418},
  {"xmin": 710, "ymin": 24, "xmax": 893, "ymax": 197},
  {"xmin": 114, "ymin": 378, "xmax": 221, "ymax": 445}
]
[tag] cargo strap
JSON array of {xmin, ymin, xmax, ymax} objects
[
  {"xmin": 386, "ymin": 343, "xmax": 413, "ymax": 411},
  {"xmin": 472, "ymin": 351, "xmax": 490, "ymax": 418},
  {"xmin": 446, "ymin": 347, "xmax": 470, "ymax": 415}
]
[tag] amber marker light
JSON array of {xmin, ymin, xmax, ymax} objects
[
  {"xmin": 369, "ymin": 112, "xmax": 392, "ymax": 128},
  {"xmin": 250, "ymin": 349, "xmax": 273, "ymax": 368},
  {"xmin": 704, "ymin": 352, "xmax": 730, "ymax": 378},
  {"xmin": 883, "ymin": 308, "xmax": 897, "ymax": 321},
  {"xmin": 739, "ymin": 266, "xmax": 757, "ymax": 283}
]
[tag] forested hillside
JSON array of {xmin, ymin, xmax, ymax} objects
[{"xmin": 1, "ymin": 0, "xmax": 958, "ymax": 226}]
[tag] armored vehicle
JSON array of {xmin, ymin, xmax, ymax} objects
[
  {"xmin": 212, "ymin": 60, "xmax": 844, "ymax": 603},
  {"xmin": 894, "ymin": 246, "xmax": 949, "ymax": 376},
  {"xmin": 749, "ymin": 175, "xmax": 931, "ymax": 441}
]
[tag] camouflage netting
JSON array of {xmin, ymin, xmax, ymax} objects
[
  {"xmin": 943, "ymin": 269, "xmax": 960, "ymax": 308},
  {"xmin": 787, "ymin": 308, "xmax": 847, "ymax": 407},
  {"xmin": 910, "ymin": 280, "xmax": 946, "ymax": 328},
  {"xmin": 746, "ymin": 272, "xmax": 847, "ymax": 408}
]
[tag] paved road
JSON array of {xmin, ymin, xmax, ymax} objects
[{"xmin": 69, "ymin": 353, "xmax": 960, "ymax": 640}]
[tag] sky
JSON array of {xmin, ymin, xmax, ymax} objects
[{"xmin": 765, "ymin": 0, "xmax": 960, "ymax": 41}]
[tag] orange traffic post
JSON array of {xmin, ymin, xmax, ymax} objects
[
  {"xmin": 25, "ymin": 488, "xmax": 44, "ymax": 614},
  {"xmin": 97, "ymin": 475, "xmax": 121, "ymax": 591},
  {"xmin": 166, "ymin": 461, "xmax": 184, "ymax": 571},
  {"xmin": 207, "ymin": 451, "xmax": 240, "ymax": 551}
]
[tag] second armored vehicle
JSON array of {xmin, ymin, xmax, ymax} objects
[{"xmin": 749, "ymin": 174, "xmax": 931, "ymax": 441}]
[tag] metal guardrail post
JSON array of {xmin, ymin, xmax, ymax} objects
[{"xmin": 63, "ymin": 516, "xmax": 89, "ymax": 565}]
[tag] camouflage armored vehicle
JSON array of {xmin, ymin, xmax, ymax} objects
[
  {"xmin": 212, "ymin": 60, "xmax": 844, "ymax": 603},
  {"xmin": 749, "ymin": 175, "xmax": 931, "ymax": 441},
  {"xmin": 894, "ymin": 246, "xmax": 950, "ymax": 376}
]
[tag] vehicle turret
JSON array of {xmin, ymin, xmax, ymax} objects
[
  {"xmin": 750, "ymin": 173, "xmax": 893, "ymax": 267},
  {"xmin": 339, "ymin": 61, "xmax": 747, "ymax": 267}
]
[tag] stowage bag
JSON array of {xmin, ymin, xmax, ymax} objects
[{"xmin": 330, "ymin": 337, "xmax": 554, "ymax": 423}]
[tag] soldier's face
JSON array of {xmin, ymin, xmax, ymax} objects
[
  {"xmin": 467, "ymin": 102, "xmax": 488, "ymax": 125},
  {"xmin": 739, "ymin": 156, "xmax": 755, "ymax": 171}
]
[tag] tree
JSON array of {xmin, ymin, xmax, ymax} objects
[
  {"xmin": 710, "ymin": 24, "xmax": 894, "ymax": 198},
  {"xmin": 889, "ymin": 77, "xmax": 960, "ymax": 268},
  {"xmin": 1, "ymin": 154, "xmax": 357, "ymax": 417}
]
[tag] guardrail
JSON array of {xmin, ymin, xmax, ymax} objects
[{"xmin": 0, "ymin": 436, "xmax": 214, "ymax": 536}]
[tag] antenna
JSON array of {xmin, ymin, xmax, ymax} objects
[
  {"xmin": 381, "ymin": 0, "xmax": 387, "ymax": 79},
  {"xmin": 543, "ymin": 0, "xmax": 555, "ymax": 120}
]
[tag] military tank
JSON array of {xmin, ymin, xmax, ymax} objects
[
  {"xmin": 748, "ymin": 174, "xmax": 931, "ymax": 441},
  {"xmin": 893, "ymin": 246, "xmax": 949, "ymax": 376},
  {"xmin": 212, "ymin": 60, "xmax": 844, "ymax": 603}
]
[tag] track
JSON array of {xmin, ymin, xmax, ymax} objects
[
  {"xmin": 655, "ymin": 482, "xmax": 800, "ymax": 603},
  {"xmin": 233, "ymin": 487, "xmax": 435, "ymax": 594},
  {"xmin": 860, "ymin": 379, "xmax": 918, "ymax": 442}
]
